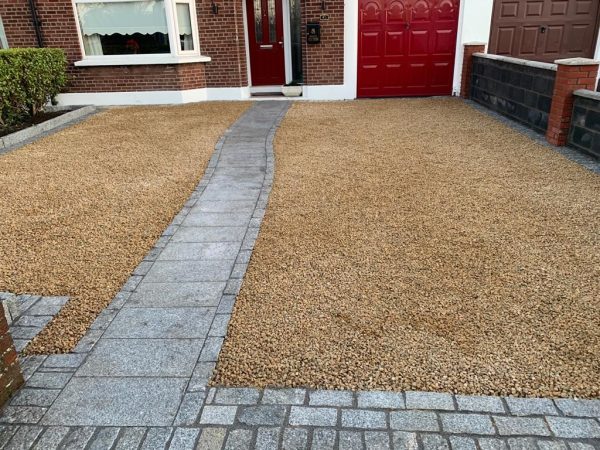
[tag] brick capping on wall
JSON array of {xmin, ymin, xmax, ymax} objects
[
  {"xmin": 0, "ymin": 308, "xmax": 23, "ymax": 407},
  {"xmin": 460, "ymin": 43, "xmax": 486, "ymax": 98},
  {"xmin": 546, "ymin": 59, "xmax": 600, "ymax": 147}
]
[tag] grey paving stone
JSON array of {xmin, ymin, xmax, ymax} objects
[
  {"xmin": 338, "ymin": 431, "xmax": 363, "ymax": 450},
  {"xmin": 0, "ymin": 426, "xmax": 19, "ymax": 448},
  {"xmin": 144, "ymin": 260, "xmax": 234, "ymax": 282},
  {"xmin": 440, "ymin": 413, "xmax": 495, "ymax": 435},
  {"xmin": 88, "ymin": 427, "xmax": 121, "ymax": 450},
  {"xmin": 183, "ymin": 212, "xmax": 252, "ymax": 227},
  {"xmin": 133, "ymin": 261, "xmax": 154, "ymax": 276},
  {"xmin": 193, "ymin": 200, "xmax": 256, "ymax": 213},
  {"xmin": 90, "ymin": 309, "xmax": 118, "ymax": 330},
  {"xmin": 60, "ymin": 427, "xmax": 96, "ymax": 449},
  {"xmin": 256, "ymin": 427, "xmax": 280, "ymax": 450},
  {"xmin": 209, "ymin": 314, "xmax": 231, "ymax": 336},
  {"xmin": 141, "ymin": 427, "xmax": 173, "ymax": 450},
  {"xmin": 162, "ymin": 224, "xmax": 179, "ymax": 236},
  {"xmin": 389, "ymin": 411, "xmax": 439, "ymax": 432},
  {"xmin": 230, "ymin": 263, "xmax": 248, "ymax": 279},
  {"xmin": 507, "ymin": 438, "xmax": 538, "ymax": 450},
  {"xmin": 206, "ymin": 388, "xmax": 217, "ymax": 404},
  {"xmin": 43, "ymin": 354, "xmax": 87, "ymax": 369},
  {"xmin": 72, "ymin": 329, "xmax": 104, "ymax": 353},
  {"xmin": 223, "ymin": 279, "xmax": 243, "ymax": 295},
  {"xmin": 554, "ymin": 399, "xmax": 600, "ymax": 417},
  {"xmin": 478, "ymin": 438, "xmax": 508, "ymax": 450},
  {"xmin": 76, "ymin": 338, "xmax": 202, "ymax": 377},
  {"xmin": 309, "ymin": 390, "xmax": 353, "ymax": 407},
  {"xmin": 13, "ymin": 340, "xmax": 28, "ymax": 353},
  {"xmin": 42, "ymin": 377, "xmax": 186, "ymax": 426},
  {"xmin": 455, "ymin": 395, "xmax": 505, "ymax": 413},
  {"xmin": 0, "ymin": 406, "xmax": 46, "ymax": 424},
  {"xmin": 283, "ymin": 428, "xmax": 309, "ymax": 450},
  {"xmin": 195, "ymin": 428, "xmax": 227, "ymax": 450},
  {"xmin": 217, "ymin": 295, "xmax": 236, "ymax": 314},
  {"xmin": 289, "ymin": 407, "xmax": 338, "ymax": 427},
  {"xmin": 262, "ymin": 388, "xmax": 306, "ymax": 405},
  {"xmin": 364, "ymin": 431, "xmax": 390, "ymax": 449},
  {"xmin": 122, "ymin": 275, "xmax": 143, "ymax": 292},
  {"xmin": 235, "ymin": 250, "xmax": 252, "ymax": 264},
  {"xmin": 239, "ymin": 405, "xmax": 287, "ymax": 426},
  {"xmin": 170, "ymin": 226, "xmax": 247, "ymax": 243},
  {"xmin": 224, "ymin": 429, "xmax": 253, "ymax": 450},
  {"xmin": 10, "ymin": 388, "xmax": 60, "ymax": 407},
  {"xmin": 493, "ymin": 416, "xmax": 551, "ymax": 436},
  {"xmin": 392, "ymin": 431, "xmax": 418, "ymax": 450},
  {"xmin": 115, "ymin": 427, "xmax": 146, "ymax": 450},
  {"xmin": 169, "ymin": 427, "xmax": 200, "ymax": 450},
  {"xmin": 31, "ymin": 426, "xmax": 70, "ymax": 449},
  {"xmin": 505, "ymin": 397, "xmax": 558, "ymax": 416},
  {"xmin": 158, "ymin": 242, "xmax": 241, "ymax": 260},
  {"xmin": 536, "ymin": 441, "xmax": 568, "ymax": 450},
  {"xmin": 311, "ymin": 429, "xmax": 336, "ymax": 450},
  {"xmin": 10, "ymin": 327, "xmax": 41, "ymax": 340},
  {"xmin": 174, "ymin": 392, "xmax": 205, "ymax": 426},
  {"xmin": 421, "ymin": 434, "xmax": 450, "ymax": 450},
  {"xmin": 199, "ymin": 337, "xmax": 224, "ymax": 362},
  {"xmin": 189, "ymin": 362, "xmax": 216, "ymax": 391},
  {"xmin": 104, "ymin": 307, "xmax": 213, "ymax": 338},
  {"xmin": 5, "ymin": 425, "xmax": 43, "ymax": 450},
  {"xmin": 405, "ymin": 391, "xmax": 454, "ymax": 411},
  {"xmin": 144, "ymin": 247, "xmax": 163, "ymax": 261},
  {"xmin": 567, "ymin": 444, "xmax": 595, "ymax": 450},
  {"xmin": 448, "ymin": 436, "xmax": 477, "ymax": 450},
  {"xmin": 545, "ymin": 417, "xmax": 600, "ymax": 439},
  {"xmin": 199, "ymin": 406, "xmax": 238, "ymax": 425},
  {"xmin": 13, "ymin": 315, "xmax": 52, "ymax": 328},
  {"xmin": 341, "ymin": 409, "xmax": 386, "ymax": 429},
  {"xmin": 126, "ymin": 282, "xmax": 225, "ymax": 308},
  {"xmin": 357, "ymin": 391, "xmax": 404, "ymax": 409},
  {"xmin": 201, "ymin": 188, "xmax": 261, "ymax": 202}
]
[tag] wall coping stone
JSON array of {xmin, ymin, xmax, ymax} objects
[
  {"xmin": 573, "ymin": 89, "xmax": 600, "ymax": 101},
  {"xmin": 555, "ymin": 57, "xmax": 599, "ymax": 66},
  {"xmin": 473, "ymin": 52, "xmax": 557, "ymax": 72},
  {"xmin": 463, "ymin": 42, "xmax": 487, "ymax": 46}
]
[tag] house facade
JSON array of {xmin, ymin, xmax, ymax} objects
[{"xmin": 0, "ymin": 0, "xmax": 598, "ymax": 105}]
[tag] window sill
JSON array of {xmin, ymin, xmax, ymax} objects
[{"xmin": 74, "ymin": 55, "xmax": 211, "ymax": 67}]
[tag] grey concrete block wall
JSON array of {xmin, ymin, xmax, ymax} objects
[
  {"xmin": 569, "ymin": 90, "xmax": 600, "ymax": 159},
  {"xmin": 471, "ymin": 55, "xmax": 556, "ymax": 134}
]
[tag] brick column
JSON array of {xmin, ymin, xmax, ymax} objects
[
  {"xmin": 0, "ymin": 307, "xmax": 23, "ymax": 407},
  {"xmin": 460, "ymin": 43, "xmax": 486, "ymax": 98},
  {"xmin": 546, "ymin": 58, "xmax": 600, "ymax": 146}
]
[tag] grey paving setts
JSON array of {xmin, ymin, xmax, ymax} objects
[{"xmin": 1, "ymin": 101, "xmax": 599, "ymax": 448}]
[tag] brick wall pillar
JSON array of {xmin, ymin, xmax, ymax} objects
[
  {"xmin": 460, "ymin": 43, "xmax": 486, "ymax": 98},
  {"xmin": 0, "ymin": 306, "xmax": 23, "ymax": 407},
  {"xmin": 546, "ymin": 58, "xmax": 600, "ymax": 146}
]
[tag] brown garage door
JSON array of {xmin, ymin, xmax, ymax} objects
[{"xmin": 489, "ymin": 0, "xmax": 600, "ymax": 62}]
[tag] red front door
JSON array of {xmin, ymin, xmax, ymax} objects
[
  {"xmin": 246, "ymin": 0, "xmax": 285, "ymax": 86},
  {"xmin": 358, "ymin": 0, "xmax": 460, "ymax": 97}
]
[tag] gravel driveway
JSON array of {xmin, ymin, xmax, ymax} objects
[{"xmin": 214, "ymin": 98, "xmax": 600, "ymax": 398}]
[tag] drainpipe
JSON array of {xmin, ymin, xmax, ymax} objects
[{"xmin": 27, "ymin": 0, "xmax": 44, "ymax": 47}]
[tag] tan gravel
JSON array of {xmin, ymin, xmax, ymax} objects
[
  {"xmin": 0, "ymin": 102, "xmax": 249, "ymax": 354},
  {"xmin": 213, "ymin": 98, "xmax": 600, "ymax": 398}
]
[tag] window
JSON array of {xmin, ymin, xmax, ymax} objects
[
  {"xmin": 0, "ymin": 15, "xmax": 8, "ymax": 49},
  {"xmin": 73, "ymin": 0, "xmax": 208, "ymax": 65}
]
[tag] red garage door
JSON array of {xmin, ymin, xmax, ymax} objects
[{"xmin": 358, "ymin": 0, "xmax": 460, "ymax": 98}]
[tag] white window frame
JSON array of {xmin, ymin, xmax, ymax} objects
[
  {"xmin": 0, "ymin": 15, "xmax": 8, "ymax": 49},
  {"xmin": 71, "ymin": 0, "xmax": 210, "ymax": 66}
]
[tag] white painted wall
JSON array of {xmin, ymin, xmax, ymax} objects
[
  {"xmin": 594, "ymin": 32, "xmax": 600, "ymax": 89},
  {"xmin": 451, "ymin": 0, "xmax": 494, "ymax": 95}
]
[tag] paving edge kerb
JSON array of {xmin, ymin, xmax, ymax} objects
[
  {"xmin": 0, "ymin": 101, "xmax": 598, "ymax": 449},
  {"xmin": 0, "ymin": 105, "xmax": 97, "ymax": 154}
]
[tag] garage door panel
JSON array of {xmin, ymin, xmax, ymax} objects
[
  {"xmin": 489, "ymin": 0, "xmax": 600, "ymax": 61},
  {"xmin": 358, "ymin": 0, "xmax": 459, "ymax": 97}
]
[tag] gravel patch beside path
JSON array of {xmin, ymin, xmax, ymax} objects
[
  {"xmin": 213, "ymin": 98, "xmax": 600, "ymax": 398},
  {"xmin": 0, "ymin": 102, "xmax": 249, "ymax": 353}
]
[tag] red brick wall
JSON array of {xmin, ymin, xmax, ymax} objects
[
  {"xmin": 546, "ymin": 61, "xmax": 600, "ymax": 146},
  {"xmin": 301, "ymin": 0, "xmax": 344, "ymax": 85},
  {"xmin": 0, "ymin": 0, "xmax": 37, "ymax": 47},
  {"xmin": 0, "ymin": 308, "xmax": 23, "ymax": 407}
]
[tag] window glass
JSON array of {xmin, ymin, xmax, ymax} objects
[
  {"xmin": 176, "ymin": 3, "xmax": 194, "ymax": 51},
  {"xmin": 0, "ymin": 15, "xmax": 8, "ymax": 49},
  {"xmin": 76, "ymin": 1, "xmax": 170, "ymax": 56},
  {"xmin": 253, "ymin": 0, "xmax": 262, "ymax": 43},
  {"xmin": 267, "ymin": 0, "xmax": 276, "ymax": 43}
]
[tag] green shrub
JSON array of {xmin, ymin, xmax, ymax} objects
[{"xmin": 0, "ymin": 48, "xmax": 67, "ymax": 129}]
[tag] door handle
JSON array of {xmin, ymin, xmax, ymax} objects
[{"xmin": 540, "ymin": 26, "xmax": 546, "ymax": 34}]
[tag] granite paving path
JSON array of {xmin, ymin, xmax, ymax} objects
[{"xmin": 0, "ymin": 100, "xmax": 599, "ymax": 449}]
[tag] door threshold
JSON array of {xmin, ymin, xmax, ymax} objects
[{"xmin": 250, "ymin": 85, "xmax": 283, "ymax": 95}]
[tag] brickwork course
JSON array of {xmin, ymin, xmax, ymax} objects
[
  {"xmin": 0, "ymin": 308, "xmax": 22, "ymax": 408},
  {"xmin": 0, "ymin": 101, "xmax": 599, "ymax": 449}
]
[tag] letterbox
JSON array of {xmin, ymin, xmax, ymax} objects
[{"xmin": 307, "ymin": 22, "xmax": 321, "ymax": 44}]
